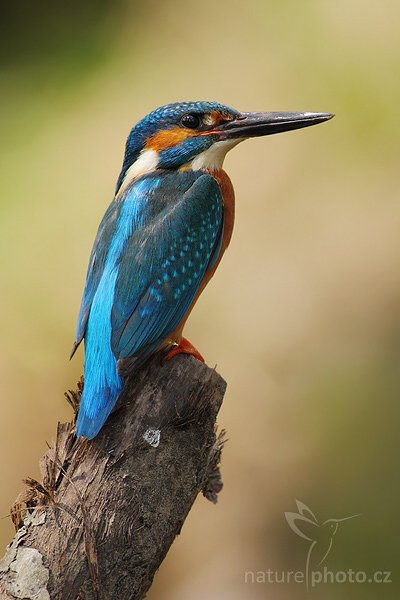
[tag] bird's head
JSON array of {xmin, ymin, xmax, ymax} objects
[{"xmin": 116, "ymin": 100, "xmax": 333, "ymax": 195}]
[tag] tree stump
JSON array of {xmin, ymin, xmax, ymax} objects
[{"xmin": 0, "ymin": 354, "xmax": 227, "ymax": 599}]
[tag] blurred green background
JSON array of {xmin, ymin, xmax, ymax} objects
[{"xmin": 1, "ymin": 1, "xmax": 399, "ymax": 597}]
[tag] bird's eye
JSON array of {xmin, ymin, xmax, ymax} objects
[{"xmin": 180, "ymin": 114, "xmax": 201, "ymax": 129}]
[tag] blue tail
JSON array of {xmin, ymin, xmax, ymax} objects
[
  {"xmin": 76, "ymin": 378, "xmax": 123, "ymax": 439},
  {"xmin": 76, "ymin": 266, "xmax": 124, "ymax": 439},
  {"xmin": 76, "ymin": 314, "xmax": 124, "ymax": 439}
]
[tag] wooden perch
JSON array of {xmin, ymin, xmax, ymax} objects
[{"xmin": 0, "ymin": 354, "xmax": 227, "ymax": 600}]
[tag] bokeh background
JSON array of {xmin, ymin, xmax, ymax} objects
[{"xmin": 1, "ymin": 1, "xmax": 399, "ymax": 598}]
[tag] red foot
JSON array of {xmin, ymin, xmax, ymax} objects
[{"xmin": 163, "ymin": 337, "xmax": 205, "ymax": 363}]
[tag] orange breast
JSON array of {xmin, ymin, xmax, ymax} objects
[{"xmin": 207, "ymin": 168, "xmax": 235, "ymax": 269}]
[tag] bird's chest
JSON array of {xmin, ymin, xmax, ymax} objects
[{"xmin": 207, "ymin": 168, "xmax": 235, "ymax": 256}]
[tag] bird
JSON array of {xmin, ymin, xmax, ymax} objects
[{"xmin": 71, "ymin": 101, "xmax": 333, "ymax": 439}]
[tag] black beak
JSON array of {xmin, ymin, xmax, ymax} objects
[{"xmin": 216, "ymin": 111, "xmax": 334, "ymax": 139}]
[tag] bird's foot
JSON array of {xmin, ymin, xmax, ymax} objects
[{"xmin": 163, "ymin": 337, "xmax": 205, "ymax": 363}]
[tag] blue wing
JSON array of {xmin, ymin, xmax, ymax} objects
[
  {"xmin": 111, "ymin": 171, "xmax": 224, "ymax": 361},
  {"xmin": 75, "ymin": 170, "xmax": 223, "ymax": 438},
  {"xmin": 72, "ymin": 199, "xmax": 121, "ymax": 355}
]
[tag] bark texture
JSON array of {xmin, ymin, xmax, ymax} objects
[{"xmin": 0, "ymin": 354, "xmax": 226, "ymax": 600}]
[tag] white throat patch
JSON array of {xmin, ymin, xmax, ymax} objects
[
  {"xmin": 189, "ymin": 139, "xmax": 242, "ymax": 171},
  {"xmin": 117, "ymin": 149, "xmax": 159, "ymax": 197},
  {"xmin": 117, "ymin": 138, "xmax": 242, "ymax": 197}
]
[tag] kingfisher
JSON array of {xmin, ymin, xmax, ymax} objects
[{"xmin": 71, "ymin": 101, "xmax": 333, "ymax": 439}]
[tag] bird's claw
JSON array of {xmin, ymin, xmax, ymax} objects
[{"xmin": 162, "ymin": 337, "xmax": 205, "ymax": 364}]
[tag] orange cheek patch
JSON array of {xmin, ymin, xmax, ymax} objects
[{"xmin": 145, "ymin": 126, "xmax": 197, "ymax": 152}]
